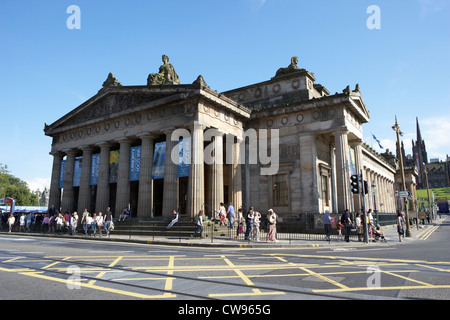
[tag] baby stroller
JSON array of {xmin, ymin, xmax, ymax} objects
[{"xmin": 370, "ymin": 225, "xmax": 387, "ymax": 242}]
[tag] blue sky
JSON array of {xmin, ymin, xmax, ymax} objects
[{"xmin": 0, "ymin": 0, "xmax": 449, "ymax": 192}]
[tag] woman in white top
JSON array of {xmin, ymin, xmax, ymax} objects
[
  {"xmin": 7, "ymin": 214, "xmax": 15, "ymax": 233},
  {"xmin": 95, "ymin": 212, "xmax": 103, "ymax": 237},
  {"xmin": 71, "ymin": 212, "xmax": 78, "ymax": 236},
  {"xmin": 86, "ymin": 214, "xmax": 93, "ymax": 236}
]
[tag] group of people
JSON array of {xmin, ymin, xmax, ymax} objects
[
  {"xmin": 2, "ymin": 206, "xmax": 114, "ymax": 237},
  {"xmin": 322, "ymin": 209, "xmax": 380, "ymax": 242},
  {"xmin": 166, "ymin": 202, "xmax": 279, "ymax": 242},
  {"xmin": 217, "ymin": 202, "xmax": 278, "ymax": 242}
]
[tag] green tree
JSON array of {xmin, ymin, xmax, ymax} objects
[{"xmin": 0, "ymin": 163, "xmax": 39, "ymax": 206}]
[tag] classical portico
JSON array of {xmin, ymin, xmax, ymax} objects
[{"xmin": 45, "ymin": 56, "xmax": 398, "ymax": 220}]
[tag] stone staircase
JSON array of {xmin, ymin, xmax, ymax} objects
[{"xmin": 109, "ymin": 216, "xmax": 233, "ymax": 238}]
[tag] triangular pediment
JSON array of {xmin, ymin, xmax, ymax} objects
[{"xmin": 44, "ymin": 86, "xmax": 195, "ymax": 135}]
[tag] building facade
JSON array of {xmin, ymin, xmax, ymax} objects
[{"xmin": 44, "ymin": 56, "xmax": 396, "ymax": 219}]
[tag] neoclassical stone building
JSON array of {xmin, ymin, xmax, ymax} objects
[{"xmin": 44, "ymin": 56, "xmax": 397, "ymax": 219}]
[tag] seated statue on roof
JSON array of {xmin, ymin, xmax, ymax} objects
[
  {"xmin": 147, "ymin": 55, "xmax": 180, "ymax": 85},
  {"xmin": 274, "ymin": 56, "xmax": 304, "ymax": 78}
]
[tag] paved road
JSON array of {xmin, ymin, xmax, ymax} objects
[{"xmin": 0, "ymin": 216, "xmax": 448, "ymax": 306}]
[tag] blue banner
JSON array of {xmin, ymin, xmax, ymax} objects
[
  {"xmin": 59, "ymin": 160, "xmax": 66, "ymax": 189},
  {"xmin": 129, "ymin": 146, "xmax": 141, "ymax": 181},
  {"xmin": 90, "ymin": 153, "xmax": 100, "ymax": 185},
  {"xmin": 152, "ymin": 142, "xmax": 166, "ymax": 180},
  {"xmin": 73, "ymin": 156, "xmax": 83, "ymax": 187},
  {"xmin": 176, "ymin": 137, "xmax": 190, "ymax": 178}
]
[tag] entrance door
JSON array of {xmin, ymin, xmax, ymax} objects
[
  {"xmin": 178, "ymin": 177, "xmax": 188, "ymax": 215},
  {"xmin": 153, "ymin": 179, "xmax": 163, "ymax": 217}
]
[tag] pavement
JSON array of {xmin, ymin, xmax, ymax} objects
[{"xmin": 2, "ymin": 217, "xmax": 445, "ymax": 248}]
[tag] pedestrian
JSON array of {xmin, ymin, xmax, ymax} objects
[
  {"xmin": 251, "ymin": 211, "xmax": 261, "ymax": 241},
  {"xmin": 42, "ymin": 214, "xmax": 49, "ymax": 233},
  {"xmin": 81, "ymin": 208, "xmax": 89, "ymax": 235},
  {"xmin": 19, "ymin": 213, "xmax": 26, "ymax": 232},
  {"xmin": 322, "ymin": 210, "xmax": 332, "ymax": 241},
  {"xmin": 227, "ymin": 202, "xmax": 235, "ymax": 229},
  {"xmin": 167, "ymin": 209, "xmax": 179, "ymax": 229},
  {"xmin": 396, "ymin": 210, "xmax": 405, "ymax": 242},
  {"xmin": 235, "ymin": 208, "xmax": 244, "ymax": 239},
  {"xmin": 92, "ymin": 213, "xmax": 98, "ymax": 236},
  {"xmin": 336, "ymin": 220, "xmax": 343, "ymax": 241},
  {"xmin": 26, "ymin": 213, "xmax": 32, "ymax": 232},
  {"xmin": 71, "ymin": 212, "xmax": 78, "ymax": 236},
  {"xmin": 104, "ymin": 207, "xmax": 113, "ymax": 235},
  {"xmin": 343, "ymin": 209, "xmax": 352, "ymax": 242},
  {"xmin": 96, "ymin": 212, "xmax": 103, "ymax": 237},
  {"xmin": 219, "ymin": 202, "xmax": 226, "ymax": 227},
  {"xmin": 266, "ymin": 209, "xmax": 277, "ymax": 242},
  {"xmin": 49, "ymin": 214, "xmax": 56, "ymax": 234},
  {"xmin": 355, "ymin": 213, "xmax": 363, "ymax": 242},
  {"xmin": 56, "ymin": 213, "xmax": 64, "ymax": 234},
  {"xmin": 191, "ymin": 210, "xmax": 204, "ymax": 238},
  {"xmin": 64, "ymin": 211, "xmax": 71, "ymax": 234},
  {"xmin": 86, "ymin": 213, "xmax": 93, "ymax": 236},
  {"xmin": 7, "ymin": 214, "xmax": 15, "ymax": 233},
  {"xmin": 244, "ymin": 206, "xmax": 254, "ymax": 240}
]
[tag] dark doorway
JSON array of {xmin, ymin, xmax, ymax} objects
[
  {"xmin": 153, "ymin": 179, "xmax": 163, "ymax": 217},
  {"xmin": 178, "ymin": 177, "xmax": 188, "ymax": 215}
]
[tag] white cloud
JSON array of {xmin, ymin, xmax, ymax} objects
[
  {"xmin": 26, "ymin": 177, "xmax": 51, "ymax": 192},
  {"xmin": 417, "ymin": 0, "xmax": 447, "ymax": 17},
  {"xmin": 420, "ymin": 115, "xmax": 450, "ymax": 160}
]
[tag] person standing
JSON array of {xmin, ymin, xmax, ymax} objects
[
  {"xmin": 19, "ymin": 213, "xmax": 26, "ymax": 232},
  {"xmin": 219, "ymin": 202, "xmax": 226, "ymax": 227},
  {"xmin": 322, "ymin": 210, "xmax": 332, "ymax": 241},
  {"xmin": 244, "ymin": 206, "xmax": 254, "ymax": 240},
  {"xmin": 191, "ymin": 210, "xmax": 204, "ymax": 238},
  {"xmin": 343, "ymin": 209, "xmax": 352, "ymax": 242},
  {"xmin": 96, "ymin": 212, "xmax": 103, "ymax": 237},
  {"xmin": 80, "ymin": 208, "xmax": 89, "ymax": 235},
  {"xmin": 7, "ymin": 214, "xmax": 15, "ymax": 233},
  {"xmin": 355, "ymin": 213, "xmax": 363, "ymax": 242},
  {"xmin": 227, "ymin": 202, "xmax": 235, "ymax": 229},
  {"xmin": 266, "ymin": 209, "xmax": 277, "ymax": 242},
  {"xmin": 71, "ymin": 212, "xmax": 78, "ymax": 236},
  {"xmin": 396, "ymin": 210, "xmax": 405, "ymax": 242},
  {"xmin": 252, "ymin": 211, "xmax": 261, "ymax": 241}
]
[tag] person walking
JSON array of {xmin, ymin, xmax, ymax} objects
[
  {"xmin": 244, "ymin": 206, "xmax": 254, "ymax": 240},
  {"xmin": 227, "ymin": 202, "xmax": 235, "ymax": 229},
  {"xmin": 104, "ymin": 207, "xmax": 113, "ymax": 236},
  {"xmin": 219, "ymin": 202, "xmax": 226, "ymax": 227},
  {"xmin": 266, "ymin": 209, "xmax": 277, "ymax": 242},
  {"xmin": 191, "ymin": 210, "xmax": 204, "ymax": 238},
  {"xmin": 322, "ymin": 210, "xmax": 332, "ymax": 241},
  {"xmin": 19, "ymin": 213, "xmax": 26, "ymax": 232},
  {"xmin": 396, "ymin": 210, "xmax": 405, "ymax": 242}
]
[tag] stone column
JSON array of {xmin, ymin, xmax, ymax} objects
[
  {"xmin": 137, "ymin": 133, "xmax": 155, "ymax": 219},
  {"xmin": 334, "ymin": 131, "xmax": 350, "ymax": 213},
  {"xmin": 230, "ymin": 136, "xmax": 243, "ymax": 212},
  {"xmin": 162, "ymin": 129, "xmax": 178, "ymax": 218},
  {"xmin": 208, "ymin": 132, "xmax": 224, "ymax": 218},
  {"xmin": 187, "ymin": 122, "xmax": 205, "ymax": 217},
  {"xmin": 95, "ymin": 142, "xmax": 111, "ymax": 214},
  {"xmin": 61, "ymin": 149, "xmax": 77, "ymax": 213},
  {"xmin": 115, "ymin": 138, "xmax": 132, "ymax": 217},
  {"xmin": 77, "ymin": 146, "xmax": 94, "ymax": 214},
  {"xmin": 298, "ymin": 133, "xmax": 319, "ymax": 212},
  {"xmin": 48, "ymin": 151, "xmax": 64, "ymax": 213}
]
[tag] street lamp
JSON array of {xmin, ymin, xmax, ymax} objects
[{"xmin": 392, "ymin": 116, "xmax": 411, "ymax": 237}]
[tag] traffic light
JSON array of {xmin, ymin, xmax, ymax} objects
[
  {"xmin": 350, "ymin": 174, "xmax": 360, "ymax": 194},
  {"xmin": 363, "ymin": 180, "xmax": 369, "ymax": 195}
]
